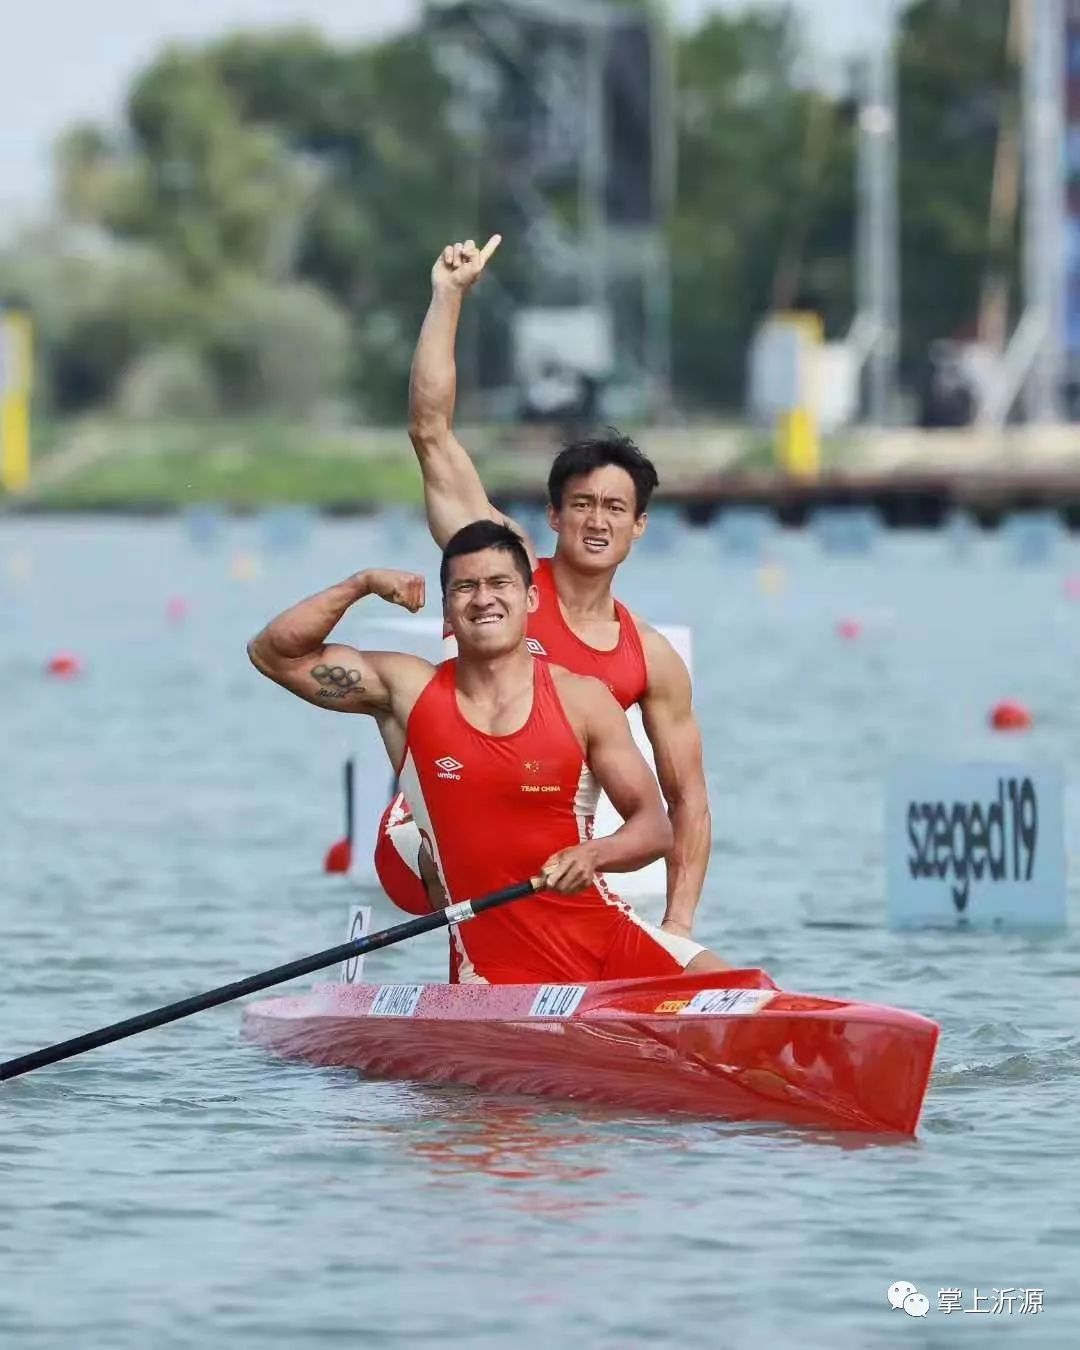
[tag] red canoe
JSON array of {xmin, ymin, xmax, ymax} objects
[{"xmin": 243, "ymin": 968, "xmax": 939, "ymax": 1135}]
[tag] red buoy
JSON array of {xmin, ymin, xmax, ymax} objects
[
  {"xmin": 46, "ymin": 651, "xmax": 84, "ymax": 679},
  {"xmin": 990, "ymin": 700, "xmax": 1032, "ymax": 732},
  {"xmin": 166, "ymin": 595, "xmax": 190, "ymax": 622},
  {"xmin": 323, "ymin": 838, "xmax": 353, "ymax": 874},
  {"xmin": 836, "ymin": 618, "xmax": 863, "ymax": 640}
]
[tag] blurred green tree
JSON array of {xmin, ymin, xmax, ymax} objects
[
  {"xmin": 0, "ymin": 242, "xmax": 204, "ymax": 412},
  {"xmin": 117, "ymin": 46, "xmax": 306, "ymax": 285},
  {"xmin": 670, "ymin": 10, "xmax": 855, "ymax": 410},
  {"xmin": 898, "ymin": 0, "xmax": 1014, "ymax": 371},
  {"xmin": 213, "ymin": 30, "xmax": 475, "ymax": 416},
  {"xmin": 118, "ymin": 30, "xmax": 470, "ymax": 417},
  {"xmin": 32, "ymin": 3, "xmax": 1016, "ymax": 420}
]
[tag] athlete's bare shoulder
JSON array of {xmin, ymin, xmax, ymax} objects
[
  {"xmin": 548, "ymin": 662, "xmax": 610, "ymax": 702},
  {"xmin": 628, "ymin": 608, "xmax": 665, "ymax": 651},
  {"xmin": 388, "ymin": 650, "xmax": 440, "ymax": 687},
  {"xmin": 375, "ymin": 651, "xmax": 440, "ymax": 721},
  {"xmin": 629, "ymin": 619, "xmax": 691, "ymax": 698},
  {"xmin": 549, "ymin": 663, "xmax": 623, "ymax": 746},
  {"xmin": 628, "ymin": 610, "xmax": 661, "ymax": 645}
]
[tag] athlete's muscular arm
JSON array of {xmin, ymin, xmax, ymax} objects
[
  {"xmin": 410, "ymin": 237, "xmax": 537, "ymax": 561},
  {"xmin": 639, "ymin": 626, "xmax": 711, "ymax": 936},
  {"xmin": 247, "ymin": 569, "xmax": 433, "ymax": 716},
  {"xmin": 541, "ymin": 675, "xmax": 672, "ymax": 894}
]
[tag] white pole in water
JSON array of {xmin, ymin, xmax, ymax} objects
[{"xmin": 1022, "ymin": 0, "xmax": 1066, "ymax": 423}]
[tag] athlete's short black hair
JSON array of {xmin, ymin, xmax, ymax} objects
[
  {"xmin": 440, "ymin": 518, "xmax": 533, "ymax": 594},
  {"xmin": 547, "ymin": 430, "xmax": 659, "ymax": 518}
]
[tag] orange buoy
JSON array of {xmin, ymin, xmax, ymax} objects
[
  {"xmin": 836, "ymin": 618, "xmax": 863, "ymax": 640},
  {"xmin": 46, "ymin": 651, "xmax": 84, "ymax": 679},
  {"xmin": 989, "ymin": 700, "xmax": 1032, "ymax": 732}
]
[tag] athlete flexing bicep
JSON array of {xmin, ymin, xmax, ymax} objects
[
  {"xmin": 247, "ymin": 568, "xmax": 435, "ymax": 765},
  {"xmin": 409, "ymin": 236, "xmax": 538, "ymax": 562},
  {"xmin": 540, "ymin": 672, "xmax": 673, "ymax": 894},
  {"xmin": 638, "ymin": 625, "xmax": 712, "ymax": 939}
]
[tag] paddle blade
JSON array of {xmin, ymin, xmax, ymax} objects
[{"xmin": 323, "ymin": 838, "xmax": 353, "ymax": 874}]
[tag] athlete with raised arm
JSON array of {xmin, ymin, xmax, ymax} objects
[
  {"xmin": 250, "ymin": 521, "xmax": 728, "ymax": 983},
  {"xmin": 375, "ymin": 235, "xmax": 712, "ymax": 944}
]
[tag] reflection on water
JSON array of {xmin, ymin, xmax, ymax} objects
[{"xmin": 404, "ymin": 1103, "xmax": 611, "ymax": 1184}]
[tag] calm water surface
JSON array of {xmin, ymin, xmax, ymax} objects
[{"xmin": 1, "ymin": 514, "xmax": 1078, "ymax": 1349}]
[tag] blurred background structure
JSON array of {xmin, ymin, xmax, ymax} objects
[
  {"xmin": 3, "ymin": 0, "xmax": 1080, "ymax": 512},
  {"xmin": 425, "ymin": 0, "xmax": 675, "ymax": 423}
]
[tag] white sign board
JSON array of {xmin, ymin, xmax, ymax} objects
[
  {"xmin": 748, "ymin": 319, "xmax": 802, "ymax": 418},
  {"xmin": 817, "ymin": 341, "xmax": 859, "ymax": 433},
  {"xmin": 885, "ymin": 763, "xmax": 1066, "ymax": 931},
  {"xmin": 512, "ymin": 306, "xmax": 614, "ymax": 383},
  {"xmin": 341, "ymin": 905, "xmax": 373, "ymax": 983},
  {"xmin": 370, "ymin": 984, "xmax": 423, "ymax": 1016},
  {"xmin": 529, "ymin": 985, "xmax": 587, "ymax": 1017},
  {"xmin": 678, "ymin": 988, "xmax": 775, "ymax": 1016}
]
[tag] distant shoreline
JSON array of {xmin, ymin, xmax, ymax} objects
[
  {"xmin": 7, "ymin": 473, "xmax": 1080, "ymax": 530},
  {"xmin": 4, "ymin": 417, "xmax": 1080, "ymax": 528}
]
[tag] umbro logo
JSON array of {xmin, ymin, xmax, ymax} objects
[
  {"xmin": 434, "ymin": 756, "xmax": 463, "ymax": 780},
  {"xmin": 525, "ymin": 638, "xmax": 547, "ymax": 656}
]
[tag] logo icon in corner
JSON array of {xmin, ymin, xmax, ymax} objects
[
  {"xmin": 525, "ymin": 638, "xmax": 547, "ymax": 657},
  {"xmin": 435, "ymin": 756, "xmax": 463, "ymax": 780},
  {"xmin": 887, "ymin": 1282, "xmax": 928, "ymax": 1318}
]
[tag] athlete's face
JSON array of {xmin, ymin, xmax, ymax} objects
[
  {"xmin": 443, "ymin": 548, "xmax": 538, "ymax": 656},
  {"xmin": 548, "ymin": 466, "xmax": 646, "ymax": 573}
]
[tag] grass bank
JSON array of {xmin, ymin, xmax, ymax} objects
[
  {"xmin": 1, "ymin": 417, "xmax": 499, "ymax": 511},
  {"xmin": 2, "ymin": 415, "xmax": 762, "ymax": 511}
]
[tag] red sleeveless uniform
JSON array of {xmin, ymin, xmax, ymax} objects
[
  {"xmin": 374, "ymin": 556, "xmax": 649, "ymax": 918},
  {"xmin": 526, "ymin": 558, "xmax": 648, "ymax": 710},
  {"xmin": 394, "ymin": 659, "xmax": 696, "ymax": 983}
]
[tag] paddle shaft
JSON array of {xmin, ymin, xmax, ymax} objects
[{"xmin": 0, "ymin": 878, "xmax": 536, "ymax": 1082}]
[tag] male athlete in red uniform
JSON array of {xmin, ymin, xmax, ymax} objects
[
  {"xmin": 375, "ymin": 235, "xmax": 711, "ymax": 945},
  {"xmin": 249, "ymin": 521, "xmax": 728, "ymax": 983}
]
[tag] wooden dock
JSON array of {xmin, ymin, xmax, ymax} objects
[{"xmin": 492, "ymin": 425, "xmax": 1080, "ymax": 528}]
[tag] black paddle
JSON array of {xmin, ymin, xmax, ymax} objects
[{"xmin": 1, "ymin": 877, "xmax": 539, "ymax": 1082}]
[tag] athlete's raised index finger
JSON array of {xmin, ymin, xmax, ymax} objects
[{"xmin": 480, "ymin": 234, "xmax": 503, "ymax": 264}]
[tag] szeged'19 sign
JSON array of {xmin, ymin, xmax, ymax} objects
[{"xmin": 885, "ymin": 763, "xmax": 1066, "ymax": 931}]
